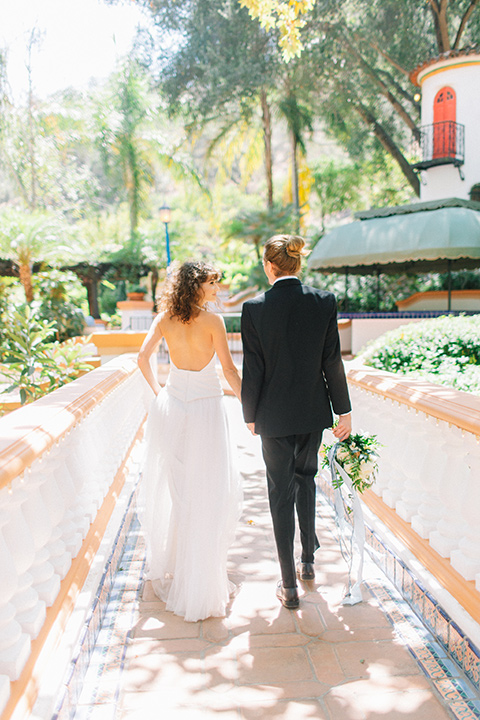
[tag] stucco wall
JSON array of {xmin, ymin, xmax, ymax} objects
[{"xmin": 418, "ymin": 55, "xmax": 480, "ymax": 201}]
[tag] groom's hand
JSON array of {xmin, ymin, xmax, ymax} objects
[
  {"xmin": 333, "ymin": 413, "xmax": 351, "ymax": 441},
  {"xmin": 246, "ymin": 422, "xmax": 257, "ymax": 436}
]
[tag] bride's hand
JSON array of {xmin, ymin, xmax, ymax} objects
[{"xmin": 246, "ymin": 422, "xmax": 257, "ymax": 436}]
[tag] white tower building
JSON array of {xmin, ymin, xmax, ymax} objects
[{"xmin": 411, "ymin": 49, "xmax": 480, "ymax": 202}]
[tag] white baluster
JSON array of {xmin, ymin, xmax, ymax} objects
[
  {"xmin": 396, "ymin": 409, "xmax": 429, "ymax": 522},
  {"xmin": 450, "ymin": 446, "xmax": 480, "ymax": 580},
  {"xmin": 48, "ymin": 445, "xmax": 83, "ymax": 558},
  {"xmin": 0, "ymin": 481, "xmax": 45, "ymax": 638},
  {"xmin": 382, "ymin": 402, "xmax": 410, "ymax": 508},
  {"xmin": 21, "ymin": 468, "xmax": 60, "ymax": 607},
  {"xmin": 0, "ymin": 675, "xmax": 10, "ymax": 716},
  {"xmin": 429, "ymin": 424, "xmax": 467, "ymax": 558},
  {"xmin": 0, "ymin": 506, "xmax": 30, "ymax": 681},
  {"xmin": 411, "ymin": 415, "xmax": 449, "ymax": 538},
  {"xmin": 350, "ymin": 388, "xmax": 391, "ymax": 499},
  {"xmin": 37, "ymin": 451, "xmax": 71, "ymax": 579}
]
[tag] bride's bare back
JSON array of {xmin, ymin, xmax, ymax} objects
[
  {"xmin": 138, "ymin": 308, "xmax": 241, "ymax": 399},
  {"xmin": 159, "ymin": 310, "xmax": 216, "ymax": 371}
]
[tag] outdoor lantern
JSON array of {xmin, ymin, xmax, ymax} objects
[
  {"xmin": 159, "ymin": 205, "xmax": 172, "ymax": 265},
  {"xmin": 159, "ymin": 205, "xmax": 172, "ymax": 225}
]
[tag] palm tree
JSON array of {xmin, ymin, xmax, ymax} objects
[
  {"xmin": 277, "ymin": 89, "xmax": 313, "ymax": 230},
  {"xmin": 226, "ymin": 204, "xmax": 296, "ymax": 260},
  {"xmin": 0, "ymin": 210, "xmax": 70, "ymax": 303},
  {"xmin": 65, "ymin": 211, "xmax": 131, "ymax": 319},
  {"xmin": 114, "ymin": 60, "xmax": 154, "ymax": 240}
]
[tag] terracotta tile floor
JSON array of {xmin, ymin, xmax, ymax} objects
[{"xmin": 72, "ymin": 398, "xmax": 480, "ymax": 720}]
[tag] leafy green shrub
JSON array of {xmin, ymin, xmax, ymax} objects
[
  {"xmin": 100, "ymin": 287, "xmax": 120, "ymax": 316},
  {"xmin": 359, "ymin": 315, "xmax": 480, "ymax": 395},
  {"xmin": 33, "ymin": 271, "xmax": 86, "ymax": 341},
  {"xmin": 223, "ymin": 314, "xmax": 241, "ymax": 333},
  {"xmin": 0, "ymin": 305, "xmax": 94, "ymax": 405},
  {"xmin": 107, "ymin": 312, "xmax": 122, "ymax": 328},
  {"xmin": 37, "ymin": 298, "xmax": 85, "ymax": 342}
]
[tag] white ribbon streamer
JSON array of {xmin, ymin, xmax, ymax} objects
[{"xmin": 328, "ymin": 444, "xmax": 366, "ymax": 605}]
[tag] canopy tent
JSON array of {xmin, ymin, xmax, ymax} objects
[{"xmin": 307, "ymin": 198, "xmax": 480, "ymax": 310}]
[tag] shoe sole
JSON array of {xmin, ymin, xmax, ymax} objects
[
  {"xmin": 297, "ymin": 569, "xmax": 315, "ymax": 581},
  {"xmin": 279, "ymin": 598, "xmax": 300, "ymax": 609},
  {"xmin": 276, "ymin": 593, "xmax": 300, "ymax": 609}
]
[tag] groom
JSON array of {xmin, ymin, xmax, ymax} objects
[{"xmin": 241, "ymin": 234, "xmax": 351, "ymax": 609}]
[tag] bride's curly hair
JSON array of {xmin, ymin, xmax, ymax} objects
[{"xmin": 160, "ymin": 261, "xmax": 221, "ymax": 323}]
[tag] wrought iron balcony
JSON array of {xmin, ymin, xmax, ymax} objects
[{"xmin": 412, "ymin": 120, "xmax": 465, "ymax": 170}]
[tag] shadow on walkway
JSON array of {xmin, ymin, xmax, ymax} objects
[{"xmin": 77, "ymin": 399, "xmax": 457, "ymax": 720}]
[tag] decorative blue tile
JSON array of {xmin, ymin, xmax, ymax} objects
[
  {"xmin": 423, "ymin": 592, "xmax": 437, "ymax": 634},
  {"xmin": 412, "ymin": 581, "xmax": 425, "ymax": 617},
  {"xmin": 450, "ymin": 622, "xmax": 467, "ymax": 667},
  {"xmin": 51, "ymin": 483, "xmax": 145, "ymax": 720},
  {"xmin": 385, "ymin": 550, "xmax": 395, "ymax": 582},
  {"xmin": 449, "ymin": 699, "xmax": 480, "ymax": 719},
  {"xmin": 402, "ymin": 569, "xmax": 414, "ymax": 602},
  {"xmin": 464, "ymin": 641, "xmax": 480, "ymax": 690},
  {"xmin": 436, "ymin": 606, "xmax": 450, "ymax": 653}
]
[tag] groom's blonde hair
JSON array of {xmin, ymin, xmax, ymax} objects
[{"xmin": 263, "ymin": 235, "xmax": 308, "ymax": 277}]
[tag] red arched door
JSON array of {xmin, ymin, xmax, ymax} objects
[{"xmin": 433, "ymin": 87, "xmax": 456, "ymax": 158}]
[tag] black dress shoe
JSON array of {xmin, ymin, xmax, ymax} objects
[
  {"xmin": 276, "ymin": 582, "xmax": 299, "ymax": 609},
  {"xmin": 297, "ymin": 562, "xmax": 315, "ymax": 580}
]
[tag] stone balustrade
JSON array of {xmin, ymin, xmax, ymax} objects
[
  {"xmin": 2, "ymin": 347, "xmax": 479, "ymax": 716},
  {"xmin": 0, "ymin": 355, "xmax": 147, "ymax": 716},
  {"xmin": 347, "ymin": 364, "xmax": 480, "ymax": 591}
]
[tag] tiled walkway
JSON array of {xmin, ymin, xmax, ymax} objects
[{"xmin": 72, "ymin": 398, "xmax": 480, "ymax": 720}]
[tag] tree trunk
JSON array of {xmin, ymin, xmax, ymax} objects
[
  {"xmin": 353, "ymin": 102, "xmax": 420, "ymax": 197},
  {"xmin": 26, "ymin": 30, "xmax": 38, "ymax": 209},
  {"xmin": 291, "ymin": 132, "xmax": 300, "ymax": 232},
  {"xmin": 454, "ymin": 0, "xmax": 480, "ymax": 48},
  {"xmin": 126, "ymin": 155, "xmax": 139, "ymax": 240},
  {"xmin": 344, "ymin": 33, "xmax": 420, "ymax": 142},
  {"xmin": 260, "ymin": 88, "xmax": 274, "ymax": 209},
  {"xmin": 427, "ymin": 0, "xmax": 451, "ymax": 52},
  {"xmin": 84, "ymin": 278, "xmax": 101, "ymax": 319},
  {"xmin": 151, "ymin": 267, "xmax": 159, "ymax": 313},
  {"xmin": 19, "ymin": 264, "xmax": 34, "ymax": 304}
]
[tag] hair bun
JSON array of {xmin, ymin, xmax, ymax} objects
[{"xmin": 285, "ymin": 236, "xmax": 307, "ymax": 258}]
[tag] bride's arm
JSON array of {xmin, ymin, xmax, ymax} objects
[
  {"xmin": 137, "ymin": 314, "xmax": 164, "ymax": 396},
  {"xmin": 211, "ymin": 314, "xmax": 242, "ymax": 401}
]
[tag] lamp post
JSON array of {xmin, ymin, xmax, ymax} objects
[{"xmin": 159, "ymin": 205, "xmax": 172, "ymax": 266}]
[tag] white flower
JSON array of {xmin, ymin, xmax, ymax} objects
[{"xmin": 359, "ymin": 461, "xmax": 375, "ymax": 480}]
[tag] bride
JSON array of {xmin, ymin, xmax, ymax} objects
[{"xmin": 137, "ymin": 261, "xmax": 242, "ymax": 622}]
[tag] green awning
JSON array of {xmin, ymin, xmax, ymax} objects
[{"xmin": 308, "ymin": 198, "xmax": 480, "ymax": 275}]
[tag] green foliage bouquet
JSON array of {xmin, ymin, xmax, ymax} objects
[{"xmin": 322, "ymin": 432, "xmax": 380, "ymax": 494}]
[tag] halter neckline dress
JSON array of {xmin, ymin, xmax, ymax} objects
[{"xmin": 139, "ymin": 355, "xmax": 242, "ymax": 622}]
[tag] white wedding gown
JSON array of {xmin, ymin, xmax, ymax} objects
[{"xmin": 138, "ymin": 355, "xmax": 242, "ymax": 622}]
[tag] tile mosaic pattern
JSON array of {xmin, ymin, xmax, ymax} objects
[
  {"xmin": 367, "ymin": 581, "xmax": 480, "ymax": 720},
  {"xmin": 51, "ymin": 491, "xmax": 145, "ymax": 720},
  {"xmin": 317, "ymin": 473, "xmax": 480, "ymax": 719}
]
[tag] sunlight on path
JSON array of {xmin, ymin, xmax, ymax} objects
[{"xmin": 69, "ymin": 398, "xmax": 474, "ymax": 720}]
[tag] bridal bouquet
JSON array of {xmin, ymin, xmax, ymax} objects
[
  {"xmin": 322, "ymin": 431, "xmax": 380, "ymax": 494},
  {"xmin": 321, "ymin": 430, "xmax": 381, "ymax": 606}
]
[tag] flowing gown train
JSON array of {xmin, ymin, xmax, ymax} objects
[{"xmin": 138, "ymin": 355, "xmax": 242, "ymax": 622}]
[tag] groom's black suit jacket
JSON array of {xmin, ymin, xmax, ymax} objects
[{"xmin": 241, "ymin": 278, "xmax": 351, "ymax": 438}]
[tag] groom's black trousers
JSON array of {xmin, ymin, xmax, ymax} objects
[{"xmin": 261, "ymin": 430, "xmax": 323, "ymax": 589}]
